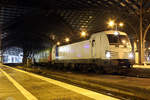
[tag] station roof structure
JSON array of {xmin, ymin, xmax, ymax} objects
[{"xmin": 0, "ymin": 0, "xmax": 150, "ymax": 51}]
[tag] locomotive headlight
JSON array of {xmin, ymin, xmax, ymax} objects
[
  {"xmin": 129, "ymin": 52, "xmax": 134, "ymax": 59},
  {"xmin": 106, "ymin": 51, "xmax": 111, "ymax": 58},
  {"xmin": 114, "ymin": 31, "xmax": 119, "ymax": 36}
]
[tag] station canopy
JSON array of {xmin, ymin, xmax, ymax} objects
[{"xmin": 0, "ymin": 0, "xmax": 150, "ymax": 51}]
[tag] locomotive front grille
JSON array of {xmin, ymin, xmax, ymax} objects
[{"xmin": 110, "ymin": 51, "xmax": 129, "ymax": 59}]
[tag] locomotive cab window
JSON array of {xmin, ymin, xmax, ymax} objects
[{"xmin": 107, "ymin": 34, "xmax": 129, "ymax": 45}]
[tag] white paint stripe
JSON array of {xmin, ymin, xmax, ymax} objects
[
  {"xmin": 3, "ymin": 65, "xmax": 119, "ymax": 100},
  {"xmin": 0, "ymin": 68, "xmax": 38, "ymax": 100}
]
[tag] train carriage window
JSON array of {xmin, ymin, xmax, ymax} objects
[{"xmin": 55, "ymin": 46, "xmax": 59, "ymax": 57}]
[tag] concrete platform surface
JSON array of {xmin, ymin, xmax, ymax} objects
[
  {"xmin": 22, "ymin": 67, "xmax": 150, "ymax": 99},
  {"xmin": 133, "ymin": 64, "xmax": 150, "ymax": 69},
  {"xmin": 0, "ymin": 69, "xmax": 27, "ymax": 100},
  {"xmin": 0, "ymin": 64, "xmax": 119, "ymax": 100}
]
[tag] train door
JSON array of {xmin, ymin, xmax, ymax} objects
[
  {"xmin": 99, "ymin": 35, "xmax": 104, "ymax": 59},
  {"xmin": 55, "ymin": 46, "xmax": 59, "ymax": 58},
  {"xmin": 52, "ymin": 45, "xmax": 57, "ymax": 60},
  {"xmin": 91, "ymin": 38, "xmax": 96, "ymax": 57}
]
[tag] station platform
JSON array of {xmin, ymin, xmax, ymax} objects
[
  {"xmin": 0, "ymin": 64, "xmax": 118, "ymax": 100},
  {"xmin": 133, "ymin": 63, "xmax": 150, "ymax": 69}
]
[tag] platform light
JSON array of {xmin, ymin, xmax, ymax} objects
[
  {"xmin": 119, "ymin": 22, "xmax": 124, "ymax": 27},
  {"xmin": 65, "ymin": 37, "xmax": 70, "ymax": 42},
  {"xmin": 80, "ymin": 31, "xmax": 87, "ymax": 37},
  {"xmin": 107, "ymin": 20, "xmax": 115, "ymax": 27},
  {"xmin": 57, "ymin": 42, "xmax": 60, "ymax": 45},
  {"xmin": 148, "ymin": 47, "xmax": 150, "ymax": 50}
]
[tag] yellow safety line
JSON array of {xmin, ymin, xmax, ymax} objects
[{"xmin": 0, "ymin": 68, "xmax": 38, "ymax": 100}]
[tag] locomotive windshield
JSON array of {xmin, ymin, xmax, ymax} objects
[{"xmin": 107, "ymin": 34, "xmax": 129, "ymax": 45}]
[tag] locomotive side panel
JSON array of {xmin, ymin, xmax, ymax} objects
[
  {"xmin": 57, "ymin": 40, "xmax": 91, "ymax": 61},
  {"xmin": 90, "ymin": 33, "xmax": 110, "ymax": 59}
]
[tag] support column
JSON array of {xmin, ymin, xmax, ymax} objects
[
  {"xmin": 139, "ymin": 0, "xmax": 144, "ymax": 64},
  {"xmin": 0, "ymin": 25, "xmax": 2, "ymax": 63},
  {"xmin": 0, "ymin": 6, "xmax": 2, "ymax": 63}
]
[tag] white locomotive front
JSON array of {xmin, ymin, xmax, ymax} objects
[{"xmin": 52, "ymin": 30, "xmax": 134, "ymax": 72}]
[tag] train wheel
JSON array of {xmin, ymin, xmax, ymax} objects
[
  {"xmin": 82, "ymin": 64, "xmax": 87, "ymax": 73},
  {"xmin": 70, "ymin": 63, "xmax": 75, "ymax": 71},
  {"xmin": 92, "ymin": 64, "xmax": 103, "ymax": 74},
  {"xmin": 75, "ymin": 64, "xmax": 80, "ymax": 72},
  {"xmin": 99, "ymin": 66, "xmax": 105, "ymax": 74},
  {"xmin": 92, "ymin": 64, "xmax": 98, "ymax": 73},
  {"xmin": 87, "ymin": 64, "xmax": 93, "ymax": 73},
  {"xmin": 59, "ymin": 63, "xmax": 64, "ymax": 70},
  {"xmin": 78, "ymin": 64, "xmax": 82, "ymax": 72},
  {"xmin": 127, "ymin": 64, "xmax": 132, "ymax": 68}
]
